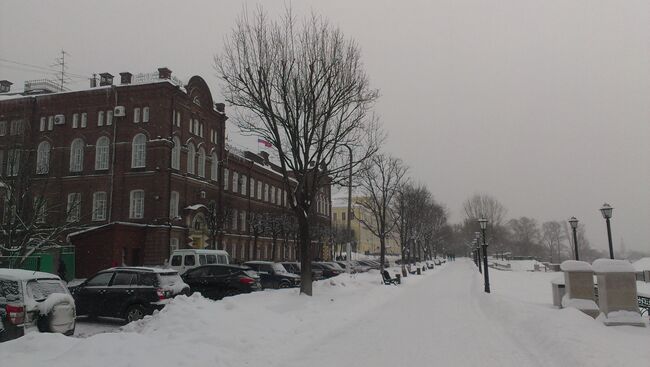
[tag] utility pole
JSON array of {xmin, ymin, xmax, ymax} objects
[
  {"xmin": 51, "ymin": 49, "xmax": 70, "ymax": 91},
  {"xmin": 345, "ymin": 144, "xmax": 353, "ymax": 274}
]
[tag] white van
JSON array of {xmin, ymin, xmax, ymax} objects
[{"xmin": 168, "ymin": 249, "xmax": 230, "ymax": 274}]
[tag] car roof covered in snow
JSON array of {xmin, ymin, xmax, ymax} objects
[
  {"xmin": 0, "ymin": 268, "xmax": 61, "ymax": 281},
  {"xmin": 108, "ymin": 266, "xmax": 178, "ymax": 274}
]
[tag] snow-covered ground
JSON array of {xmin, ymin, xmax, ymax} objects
[{"xmin": 2, "ymin": 260, "xmax": 648, "ymax": 367}]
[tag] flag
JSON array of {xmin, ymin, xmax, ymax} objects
[{"xmin": 258, "ymin": 138, "xmax": 272, "ymax": 148}]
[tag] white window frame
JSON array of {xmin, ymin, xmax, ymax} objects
[
  {"xmin": 36, "ymin": 141, "xmax": 50, "ymax": 174},
  {"xmin": 106, "ymin": 110, "xmax": 113, "ymax": 125},
  {"xmin": 131, "ymin": 134, "xmax": 147, "ymax": 168},
  {"xmin": 39, "ymin": 117, "xmax": 46, "ymax": 132},
  {"xmin": 232, "ymin": 209, "xmax": 238, "ymax": 230},
  {"xmin": 69, "ymin": 139, "xmax": 84, "ymax": 172},
  {"xmin": 0, "ymin": 121, "xmax": 6, "ymax": 136},
  {"xmin": 142, "ymin": 107, "xmax": 150, "ymax": 123},
  {"xmin": 257, "ymin": 183, "xmax": 262, "ymax": 200},
  {"xmin": 95, "ymin": 136, "xmax": 110, "ymax": 170},
  {"xmin": 250, "ymin": 178, "xmax": 255, "ymax": 198},
  {"xmin": 72, "ymin": 114, "xmax": 79, "ymax": 129},
  {"xmin": 98, "ymin": 111, "xmax": 104, "ymax": 127},
  {"xmin": 223, "ymin": 168, "xmax": 229, "ymax": 190},
  {"xmin": 210, "ymin": 152, "xmax": 218, "ymax": 181},
  {"xmin": 187, "ymin": 143, "xmax": 196, "ymax": 174},
  {"xmin": 171, "ymin": 137, "xmax": 181, "ymax": 170},
  {"xmin": 34, "ymin": 197, "xmax": 47, "ymax": 223},
  {"xmin": 81, "ymin": 113, "xmax": 87, "ymax": 128},
  {"xmin": 129, "ymin": 190, "xmax": 145, "ymax": 219},
  {"xmin": 66, "ymin": 193, "xmax": 81, "ymax": 223},
  {"xmin": 169, "ymin": 191, "xmax": 179, "ymax": 219},
  {"xmin": 232, "ymin": 172, "xmax": 238, "ymax": 193},
  {"xmin": 241, "ymin": 175, "xmax": 247, "ymax": 196},
  {"xmin": 133, "ymin": 107, "xmax": 141, "ymax": 123},
  {"xmin": 92, "ymin": 191, "xmax": 107, "ymax": 221},
  {"xmin": 197, "ymin": 147, "xmax": 206, "ymax": 177}
]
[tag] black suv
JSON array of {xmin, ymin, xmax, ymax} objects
[
  {"xmin": 69, "ymin": 267, "xmax": 189, "ymax": 323},
  {"xmin": 311, "ymin": 262, "xmax": 344, "ymax": 279},
  {"xmin": 244, "ymin": 261, "xmax": 300, "ymax": 289},
  {"xmin": 281, "ymin": 262, "xmax": 324, "ymax": 281},
  {"xmin": 181, "ymin": 265, "xmax": 261, "ymax": 300}
]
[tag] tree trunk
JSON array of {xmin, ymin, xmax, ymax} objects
[
  {"xmin": 298, "ymin": 215, "xmax": 313, "ymax": 296},
  {"xmin": 379, "ymin": 236, "xmax": 386, "ymax": 271}
]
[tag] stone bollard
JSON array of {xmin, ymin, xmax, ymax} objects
[
  {"xmin": 551, "ymin": 276, "xmax": 565, "ymax": 308},
  {"xmin": 560, "ymin": 260, "xmax": 599, "ymax": 318},
  {"xmin": 592, "ymin": 259, "xmax": 646, "ymax": 327}
]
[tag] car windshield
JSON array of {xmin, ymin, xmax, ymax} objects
[
  {"xmin": 26, "ymin": 279, "xmax": 67, "ymax": 302},
  {"xmin": 327, "ymin": 263, "xmax": 344, "ymax": 270},
  {"xmin": 271, "ymin": 263, "xmax": 287, "ymax": 273}
]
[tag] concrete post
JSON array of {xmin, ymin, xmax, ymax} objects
[
  {"xmin": 560, "ymin": 260, "xmax": 599, "ymax": 318},
  {"xmin": 592, "ymin": 259, "xmax": 645, "ymax": 327}
]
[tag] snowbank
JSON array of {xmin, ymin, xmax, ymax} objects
[
  {"xmin": 633, "ymin": 257, "xmax": 650, "ymax": 271},
  {"xmin": 560, "ymin": 260, "xmax": 592, "ymax": 272},
  {"xmin": 596, "ymin": 310, "xmax": 645, "ymax": 325},
  {"xmin": 561, "ymin": 294, "xmax": 598, "ymax": 311},
  {"xmin": 592, "ymin": 259, "xmax": 635, "ymax": 273}
]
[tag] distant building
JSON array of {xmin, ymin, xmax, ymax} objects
[
  {"xmin": 331, "ymin": 197, "xmax": 400, "ymax": 256},
  {"xmin": 0, "ymin": 69, "xmax": 331, "ymax": 277}
]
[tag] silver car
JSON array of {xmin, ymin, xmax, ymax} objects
[{"xmin": 0, "ymin": 269, "xmax": 76, "ymax": 342}]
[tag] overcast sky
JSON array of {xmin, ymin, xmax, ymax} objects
[{"xmin": 2, "ymin": 0, "xmax": 649, "ymax": 254}]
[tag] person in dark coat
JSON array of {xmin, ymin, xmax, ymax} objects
[{"xmin": 57, "ymin": 258, "xmax": 67, "ymax": 281}]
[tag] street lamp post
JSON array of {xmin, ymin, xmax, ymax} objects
[
  {"xmin": 568, "ymin": 217, "xmax": 579, "ymax": 261},
  {"xmin": 474, "ymin": 238, "xmax": 482, "ymax": 273},
  {"xmin": 599, "ymin": 203, "xmax": 614, "ymax": 259},
  {"xmin": 478, "ymin": 218, "xmax": 490, "ymax": 293}
]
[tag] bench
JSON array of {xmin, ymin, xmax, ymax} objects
[{"xmin": 382, "ymin": 270, "xmax": 401, "ymax": 285}]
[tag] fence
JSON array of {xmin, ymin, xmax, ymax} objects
[{"xmin": 0, "ymin": 246, "xmax": 75, "ymax": 281}]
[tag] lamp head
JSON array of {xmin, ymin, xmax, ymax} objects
[
  {"xmin": 568, "ymin": 216, "xmax": 578, "ymax": 229},
  {"xmin": 478, "ymin": 218, "xmax": 488, "ymax": 230},
  {"xmin": 599, "ymin": 203, "xmax": 613, "ymax": 219}
]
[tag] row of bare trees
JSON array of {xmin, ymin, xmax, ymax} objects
[{"xmin": 451, "ymin": 193, "xmax": 606, "ymax": 262}]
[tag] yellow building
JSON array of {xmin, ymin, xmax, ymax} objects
[{"xmin": 331, "ymin": 198, "xmax": 400, "ymax": 255}]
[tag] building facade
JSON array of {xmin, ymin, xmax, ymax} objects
[{"xmin": 0, "ymin": 69, "xmax": 331, "ymax": 277}]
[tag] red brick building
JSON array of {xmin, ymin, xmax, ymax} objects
[{"xmin": 0, "ymin": 69, "xmax": 331, "ymax": 277}]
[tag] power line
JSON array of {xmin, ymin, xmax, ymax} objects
[{"xmin": 0, "ymin": 57, "xmax": 90, "ymax": 79}]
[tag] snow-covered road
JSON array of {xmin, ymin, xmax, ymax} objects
[{"xmin": 1, "ymin": 260, "xmax": 648, "ymax": 367}]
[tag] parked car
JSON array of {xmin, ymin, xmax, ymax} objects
[
  {"xmin": 335, "ymin": 261, "xmax": 371, "ymax": 273},
  {"xmin": 1, "ymin": 269, "xmax": 76, "ymax": 342},
  {"xmin": 69, "ymin": 267, "xmax": 189, "ymax": 323},
  {"xmin": 169, "ymin": 249, "xmax": 230, "ymax": 275},
  {"xmin": 311, "ymin": 262, "xmax": 344, "ymax": 279},
  {"xmin": 243, "ymin": 261, "xmax": 300, "ymax": 289},
  {"xmin": 181, "ymin": 264, "xmax": 261, "ymax": 300},
  {"xmin": 356, "ymin": 260, "xmax": 381, "ymax": 270},
  {"xmin": 281, "ymin": 262, "xmax": 324, "ymax": 280}
]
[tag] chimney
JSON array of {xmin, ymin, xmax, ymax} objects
[
  {"xmin": 158, "ymin": 67, "xmax": 172, "ymax": 79},
  {"xmin": 0, "ymin": 80, "xmax": 12, "ymax": 93},
  {"xmin": 215, "ymin": 103, "xmax": 225, "ymax": 113},
  {"xmin": 99, "ymin": 73, "xmax": 114, "ymax": 86},
  {"xmin": 120, "ymin": 72, "xmax": 133, "ymax": 85},
  {"xmin": 90, "ymin": 74, "xmax": 97, "ymax": 88},
  {"xmin": 259, "ymin": 151, "xmax": 270, "ymax": 164}
]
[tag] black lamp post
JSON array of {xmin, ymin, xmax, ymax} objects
[
  {"xmin": 599, "ymin": 203, "xmax": 614, "ymax": 259},
  {"xmin": 474, "ymin": 238, "xmax": 482, "ymax": 273},
  {"xmin": 568, "ymin": 217, "xmax": 579, "ymax": 261},
  {"xmin": 478, "ymin": 218, "xmax": 490, "ymax": 293}
]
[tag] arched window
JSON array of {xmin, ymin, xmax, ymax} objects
[
  {"xmin": 192, "ymin": 214, "xmax": 204, "ymax": 231},
  {"xmin": 95, "ymin": 136, "xmax": 110, "ymax": 170},
  {"xmin": 69, "ymin": 138, "xmax": 84, "ymax": 172},
  {"xmin": 210, "ymin": 152, "xmax": 218, "ymax": 181},
  {"xmin": 129, "ymin": 189, "xmax": 145, "ymax": 219},
  {"xmin": 187, "ymin": 142, "xmax": 196, "ymax": 174},
  {"xmin": 36, "ymin": 141, "xmax": 50, "ymax": 174},
  {"xmin": 171, "ymin": 136, "xmax": 181, "ymax": 170},
  {"xmin": 131, "ymin": 133, "xmax": 146, "ymax": 168},
  {"xmin": 197, "ymin": 147, "xmax": 206, "ymax": 177}
]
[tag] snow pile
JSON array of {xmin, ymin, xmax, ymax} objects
[
  {"xmin": 561, "ymin": 294, "xmax": 598, "ymax": 311},
  {"xmin": 596, "ymin": 310, "xmax": 644, "ymax": 325},
  {"xmin": 592, "ymin": 259, "xmax": 635, "ymax": 273},
  {"xmin": 560, "ymin": 260, "xmax": 592, "ymax": 272},
  {"xmin": 633, "ymin": 257, "xmax": 650, "ymax": 271},
  {"xmin": 492, "ymin": 259, "xmax": 545, "ymax": 272}
]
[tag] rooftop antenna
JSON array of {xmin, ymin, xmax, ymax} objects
[{"xmin": 51, "ymin": 49, "xmax": 71, "ymax": 91}]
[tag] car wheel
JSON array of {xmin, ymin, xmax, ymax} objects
[
  {"xmin": 124, "ymin": 304, "xmax": 145, "ymax": 323},
  {"xmin": 279, "ymin": 281, "xmax": 291, "ymax": 289}
]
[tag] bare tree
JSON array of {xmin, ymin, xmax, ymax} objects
[
  {"xmin": 0, "ymin": 144, "xmax": 82, "ymax": 263},
  {"xmin": 205, "ymin": 199, "xmax": 233, "ymax": 250},
  {"xmin": 541, "ymin": 221, "xmax": 566, "ymax": 262},
  {"xmin": 507, "ymin": 217, "xmax": 541, "ymax": 256},
  {"xmin": 462, "ymin": 194, "xmax": 507, "ymax": 226},
  {"xmin": 356, "ymin": 154, "xmax": 407, "ymax": 270},
  {"xmin": 248, "ymin": 211, "xmax": 266, "ymax": 260},
  {"xmin": 216, "ymin": 7, "xmax": 380, "ymax": 295}
]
